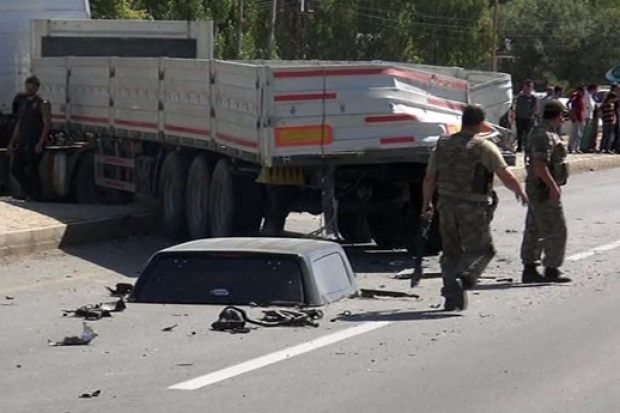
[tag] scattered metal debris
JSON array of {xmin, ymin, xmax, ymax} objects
[
  {"xmin": 49, "ymin": 323, "xmax": 98, "ymax": 346},
  {"xmin": 360, "ymin": 289, "xmax": 420, "ymax": 299},
  {"xmin": 63, "ymin": 299, "xmax": 126, "ymax": 320},
  {"xmin": 79, "ymin": 390, "xmax": 101, "ymax": 399},
  {"xmin": 211, "ymin": 306, "xmax": 324, "ymax": 333},
  {"xmin": 161, "ymin": 324, "xmax": 178, "ymax": 332},
  {"xmin": 106, "ymin": 283, "xmax": 134, "ymax": 297}
]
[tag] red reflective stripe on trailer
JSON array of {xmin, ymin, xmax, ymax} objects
[
  {"xmin": 380, "ymin": 136, "xmax": 415, "ymax": 145},
  {"xmin": 164, "ymin": 124, "xmax": 211, "ymax": 136},
  {"xmin": 273, "ymin": 67, "xmax": 468, "ymax": 91},
  {"xmin": 216, "ymin": 133, "xmax": 259, "ymax": 148},
  {"xmin": 427, "ymin": 98, "xmax": 465, "ymax": 111},
  {"xmin": 274, "ymin": 68, "xmax": 384, "ymax": 78},
  {"xmin": 274, "ymin": 92, "xmax": 337, "ymax": 102},
  {"xmin": 115, "ymin": 119, "xmax": 158, "ymax": 129},
  {"xmin": 72, "ymin": 115, "xmax": 109, "ymax": 124},
  {"xmin": 365, "ymin": 114, "xmax": 417, "ymax": 123}
]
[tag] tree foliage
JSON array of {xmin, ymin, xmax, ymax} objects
[{"xmin": 88, "ymin": 0, "xmax": 620, "ymax": 90}]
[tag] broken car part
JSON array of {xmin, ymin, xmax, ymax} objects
[
  {"xmin": 360, "ymin": 289, "xmax": 420, "ymax": 299},
  {"xmin": 49, "ymin": 323, "xmax": 98, "ymax": 346},
  {"xmin": 211, "ymin": 306, "xmax": 324, "ymax": 333},
  {"xmin": 63, "ymin": 298, "xmax": 126, "ymax": 320},
  {"xmin": 106, "ymin": 283, "xmax": 134, "ymax": 297},
  {"xmin": 130, "ymin": 238, "xmax": 358, "ymax": 307}
]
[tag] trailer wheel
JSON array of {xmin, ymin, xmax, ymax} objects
[
  {"xmin": 210, "ymin": 158, "xmax": 264, "ymax": 237},
  {"xmin": 160, "ymin": 152, "xmax": 188, "ymax": 240},
  {"xmin": 338, "ymin": 211, "xmax": 371, "ymax": 244},
  {"xmin": 185, "ymin": 155, "xmax": 212, "ymax": 240}
]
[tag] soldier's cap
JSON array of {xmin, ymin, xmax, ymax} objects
[
  {"xmin": 542, "ymin": 100, "xmax": 565, "ymax": 119},
  {"xmin": 25, "ymin": 75, "xmax": 40, "ymax": 86}
]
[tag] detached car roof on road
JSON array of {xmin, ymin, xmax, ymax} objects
[
  {"xmin": 162, "ymin": 237, "xmax": 344, "ymax": 259},
  {"xmin": 130, "ymin": 237, "xmax": 358, "ymax": 307}
]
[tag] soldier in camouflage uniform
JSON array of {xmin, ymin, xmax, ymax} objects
[
  {"xmin": 423, "ymin": 105, "xmax": 528, "ymax": 311},
  {"xmin": 521, "ymin": 101, "xmax": 572, "ymax": 283}
]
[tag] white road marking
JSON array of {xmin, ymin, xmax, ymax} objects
[
  {"xmin": 168, "ymin": 321, "xmax": 392, "ymax": 391},
  {"xmin": 566, "ymin": 240, "xmax": 620, "ymax": 262}
]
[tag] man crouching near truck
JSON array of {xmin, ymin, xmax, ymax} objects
[
  {"xmin": 422, "ymin": 105, "xmax": 528, "ymax": 311},
  {"xmin": 7, "ymin": 76, "xmax": 51, "ymax": 201}
]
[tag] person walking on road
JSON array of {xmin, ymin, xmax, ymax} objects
[
  {"xmin": 7, "ymin": 75, "xmax": 51, "ymax": 201},
  {"xmin": 512, "ymin": 80, "xmax": 538, "ymax": 153},
  {"xmin": 422, "ymin": 105, "xmax": 528, "ymax": 311},
  {"xmin": 521, "ymin": 101, "xmax": 572, "ymax": 283}
]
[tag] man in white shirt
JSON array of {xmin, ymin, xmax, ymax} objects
[{"xmin": 583, "ymin": 84, "xmax": 598, "ymax": 152}]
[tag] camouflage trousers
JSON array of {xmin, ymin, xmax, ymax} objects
[
  {"xmin": 438, "ymin": 196, "xmax": 496, "ymax": 296},
  {"xmin": 520, "ymin": 199, "xmax": 567, "ymax": 268}
]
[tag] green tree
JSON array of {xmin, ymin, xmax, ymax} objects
[{"xmin": 90, "ymin": 0, "xmax": 149, "ymax": 19}]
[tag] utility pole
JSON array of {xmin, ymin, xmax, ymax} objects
[
  {"xmin": 491, "ymin": 0, "xmax": 500, "ymax": 71},
  {"xmin": 237, "ymin": 0, "xmax": 244, "ymax": 58},
  {"xmin": 267, "ymin": 0, "xmax": 278, "ymax": 59}
]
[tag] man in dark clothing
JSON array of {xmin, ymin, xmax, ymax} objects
[
  {"xmin": 7, "ymin": 76, "xmax": 51, "ymax": 201},
  {"xmin": 611, "ymin": 84, "xmax": 620, "ymax": 152},
  {"xmin": 512, "ymin": 80, "xmax": 538, "ymax": 152}
]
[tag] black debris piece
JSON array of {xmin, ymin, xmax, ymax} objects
[
  {"xmin": 49, "ymin": 323, "xmax": 98, "ymax": 346},
  {"xmin": 211, "ymin": 306, "xmax": 324, "ymax": 333},
  {"xmin": 497, "ymin": 278, "xmax": 514, "ymax": 283},
  {"xmin": 106, "ymin": 283, "xmax": 134, "ymax": 297},
  {"xmin": 63, "ymin": 299, "xmax": 126, "ymax": 320},
  {"xmin": 360, "ymin": 289, "xmax": 420, "ymax": 299},
  {"xmin": 79, "ymin": 390, "xmax": 101, "ymax": 399},
  {"xmin": 161, "ymin": 324, "xmax": 178, "ymax": 332},
  {"xmin": 5, "ymin": 296, "xmax": 14, "ymax": 300}
]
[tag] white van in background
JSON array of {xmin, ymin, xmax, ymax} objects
[{"xmin": 0, "ymin": 0, "xmax": 91, "ymax": 112}]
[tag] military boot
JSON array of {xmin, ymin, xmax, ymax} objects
[
  {"xmin": 522, "ymin": 264, "xmax": 547, "ymax": 283},
  {"xmin": 544, "ymin": 267, "xmax": 572, "ymax": 283},
  {"xmin": 442, "ymin": 279, "xmax": 468, "ymax": 311}
]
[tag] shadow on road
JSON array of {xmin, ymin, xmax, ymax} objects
[
  {"xmin": 333, "ymin": 308, "xmax": 462, "ymax": 323},
  {"xmin": 472, "ymin": 282, "xmax": 565, "ymax": 291},
  {"xmin": 60, "ymin": 235, "xmax": 171, "ymax": 279}
]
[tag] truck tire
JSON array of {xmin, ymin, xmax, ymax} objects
[
  {"xmin": 210, "ymin": 158, "xmax": 264, "ymax": 237},
  {"xmin": 185, "ymin": 155, "xmax": 212, "ymax": 240},
  {"xmin": 160, "ymin": 152, "xmax": 188, "ymax": 240},
  {"xmin": 338, "ymin": 211, "xmax": 372, "ymax": 244}
]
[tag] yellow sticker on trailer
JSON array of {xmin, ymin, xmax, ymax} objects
[{"xmin": 275, "ymin": 125, "xmax": 333, "ymax": 147}]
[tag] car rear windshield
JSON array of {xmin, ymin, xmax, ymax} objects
[{"xmin": 131, "ymin": 252, "xmax": 305, "ymax": 305}]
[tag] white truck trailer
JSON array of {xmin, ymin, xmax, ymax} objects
[{"xmin": 10, "ymin": 18, "xmax": 516, "ymax": 254}]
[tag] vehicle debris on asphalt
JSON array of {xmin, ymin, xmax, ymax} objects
[
  {"xmin": 79, "ymin": 389, "xmax": 101, "ymax": 399},
  {"xmin": 106, "ymin": 283, "xmax": 134, "ymax": 297},
  {"xmin": 359, "ymin": 289, "xmax": 420, "ymax": 299},
  {"xmin": 161, "ymin": 324, "xmax": 178, "ymax": 332},
  {"xmin": 49, "ymin": 323, "xmax": 98, "ymax": 346},
  {"xmin": 211, "ymin": 306, "xmax": 324, "ymax": 333},
  {"xmin": 62, "ymin": 298, "xmax": 126, "ymax": 320}
]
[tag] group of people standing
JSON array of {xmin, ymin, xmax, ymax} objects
[
  {"xmin": 510, "ymin": 79, "xmax": 620, "ymax": 155},
  {"xmin": 423, "ymin": 101, "xmax": 570, "ymax": 311}
]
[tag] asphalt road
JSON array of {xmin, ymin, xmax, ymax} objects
[{"xmin": 2, "ymin": 167, "xmax": 620, "ymax": 413}]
